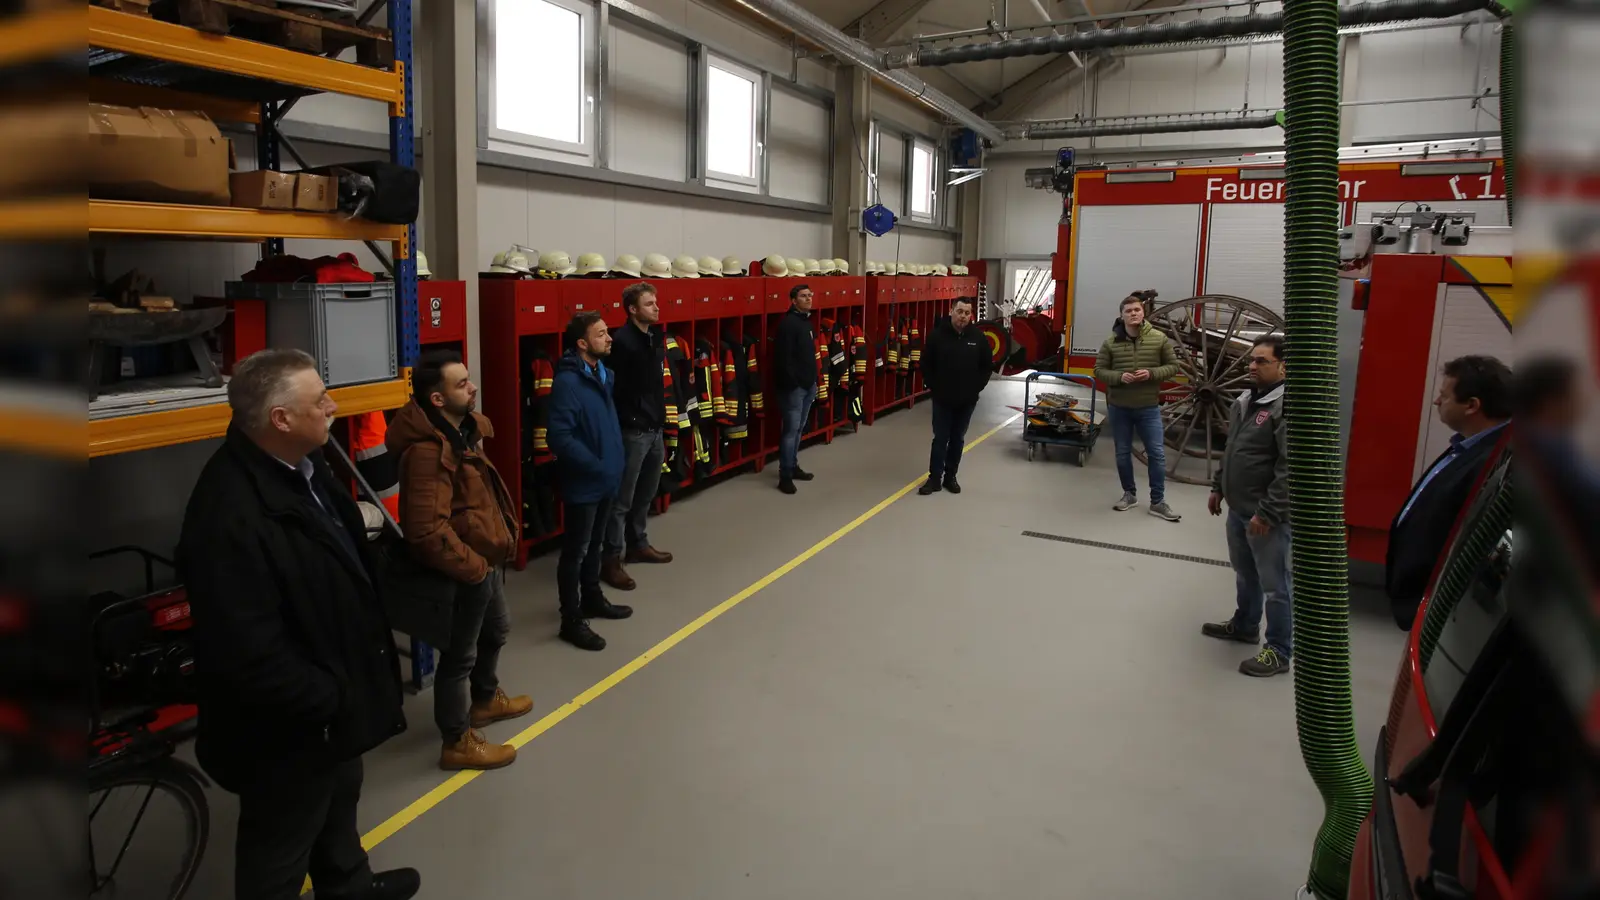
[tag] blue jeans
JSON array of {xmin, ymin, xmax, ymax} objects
[
  {"xmin": 1225, "ymin": 508, "xmax": 1294, "ymax": 658},
  {"xmin": 778, "ymin": 384, "xmax": 816, "ymax": 477},
  {"xmin": 1108, "ymin": 404, "xmax": 1166, "ymax": 504},
  {"xmin": 929, "ymin": 399, "xmax": 976, "ymax": 481}
]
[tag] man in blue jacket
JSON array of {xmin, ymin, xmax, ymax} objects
[{"xmin": 546, "ymin": 311, "xmax": 632, "ymax": 651}]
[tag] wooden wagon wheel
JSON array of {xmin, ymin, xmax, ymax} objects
[{"xmin": 1131, "ymin": 294, "xmax": 1285, "ymax": 486}]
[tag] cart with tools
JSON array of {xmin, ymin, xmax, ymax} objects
[{"xmin": 1019, "ymin": 372, "xmax": 1100, "ymax": 465}]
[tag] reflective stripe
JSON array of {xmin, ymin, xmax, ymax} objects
[{"xmin": 354, "ymin": 443, "xmax": 387, "ymax": 461}]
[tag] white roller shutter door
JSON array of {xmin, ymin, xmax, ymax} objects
[
  {"xmin": 1203, "ymin": 203, "xmax": 1286, "ymax": 314},
  {"xmin": 1070, "ymin": 204, "xmax": 1201, "ymax": 354},
  {"xmin": 1414, "ymin": 284, "xmax": 1513, "ymax": 478}
]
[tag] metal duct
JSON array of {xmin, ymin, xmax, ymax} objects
[
  {"xmin": 887, "ymin": 0, "xmax": 1498, "ymax": 68},
  {"xmin": 725, "ymin": 0, "xmax": 1006, "ymax": 143},
  {"xmin": 1011, "ymin": 111, "xmax": 1280, "ymax": 139}
]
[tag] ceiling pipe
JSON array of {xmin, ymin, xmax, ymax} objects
[
  {"xmin": 723, "ymin": 0, "xmax": 1007, "ymax": 143},
  {"xmin": 885, "ymin": 0, "xmax": 1504, "ymax": 68},
  {"xmin": 1008, "ymin": 111, "xmax": 1280, "ymax": 139}
]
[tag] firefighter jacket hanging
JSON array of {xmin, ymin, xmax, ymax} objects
[
  {"xmin": 715, "ymin": 334, "xmax": 764, "ymax": 443},
  {"xmin": 660, "ymin": 334, "xmax": 697, "ymax": 493},
  {"xmin": 349, "ymin": 411, "xmax": 400, "ymax": 521},
  {"xmin": 520, "ymin": 347, "xmax": 558, "ymax": 539},
  {"xmin": 692, "ymin": 338, "xmax": 722, "ymax": 477}
]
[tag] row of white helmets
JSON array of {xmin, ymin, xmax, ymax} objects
[{"xmin": 484, "ymin": 246, "xmax": 970, "ymax": 279}]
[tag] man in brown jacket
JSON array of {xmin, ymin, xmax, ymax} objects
[{"xmin": 388, "ymin": 350, "xmax": 532, "ymax": 771}]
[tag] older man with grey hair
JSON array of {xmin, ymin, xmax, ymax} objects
[{"xmin": 178, "ymin": 349, "xmax": 419, "ymax": 900}]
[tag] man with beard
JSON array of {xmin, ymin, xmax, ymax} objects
[
  {"xmin": 547, "ymin": 311, "xmax": 632, "ymax": 650},
  {"xmin": 1202, "ymin": 335, "xmax": 1293, "ymax": 678},
  {"xmin": 388, "ymin": 350, "xmax": 532, "ymax": 770},
  {"xmin": 179, "ymin": 349, "xmax": 417, "ymax": 900}
]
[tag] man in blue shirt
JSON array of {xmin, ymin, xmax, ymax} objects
[{"xmin": 1386, "ymin": 354, "xmax": 1511, "ymax": 629}]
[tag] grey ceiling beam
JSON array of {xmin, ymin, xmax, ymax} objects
[
  {"xmin": 845, "ymin": 0, "xmax": 940, "ymax": 44},
  {"xmin": 979, "ymin": 53, "xmax": 1115, "ymax": 120}
]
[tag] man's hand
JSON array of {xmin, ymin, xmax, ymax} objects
[
  {"xmin": 1248, "ymin": 515, "xmax": 1271, "ymax": 536},
  {"xmin": 1208, "ymin": 492, "xmax": 1223, "ymax": 516},
  {"xmin": 1120, "ymin": 372, "xmax": 1137, "ymax": 384},
  {"xmin": 1133, "ymin": 369, "xmax": 1152, "ymax": 381}
]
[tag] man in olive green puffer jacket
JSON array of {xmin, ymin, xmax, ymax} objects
[{"xmin": 1093, "ymin": 294, "xmax": 1182, "ymax": 521}]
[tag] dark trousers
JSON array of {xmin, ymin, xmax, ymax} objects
[
  {"xmin": 434, "ymin": 568, "xmax": 509, "ymax": 742},
  {"xmin": 605, "ymin": 429, "xmax": 665, "ymax": 557},
  {"xmin": 778, "ymin": 384, "xmax": 817, "ymax": 476},
  {"xmin": 929, "ymin": 399, "xmax": 977, "ymax": 482},
  {"xmin": 558, "ymin": 495, "xmax": 614, "ymax": 619},
  {"xmin": 235, "ymin": 758, "xmax": 371, "ymax": 900}
]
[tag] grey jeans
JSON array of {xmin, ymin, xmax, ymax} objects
[
  {"xmin": 434, "ymin": 567, "xmax": 509, "ymax": 742},
  {"xmin": 604, "ymin": 428, "xmax": 665, "ymax": 557}
]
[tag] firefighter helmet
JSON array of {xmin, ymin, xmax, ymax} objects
[
  {"xmin": 722, "ymin": 256, "xmax": 746, "ymax": 276},
  {"xmin": 786, "ymin": 258, "xmax": 807, "ymax": 277},
  {"xmin": 611, "ymin": 254, "xmax": 643, "ymax": 277},
  {"xmin": 803, "ymin": 258, "xmax": 822, "ymax": 275},
  {"xmin": 575, "ymin": 252, "xmax": 608, "ymax": 276},
  {"xmin": 415, "ymin": 251, "xmax": 432, "ymax": 278},
  {"xmin": 671, "ymin": 255, "xmax": 701, "ymax": 279},
  {"xmin": 833, "ymin": 258, "xmax": 850, "ymax": 275},
  {"xmin": 642, "ymin": 253, "xmax": 673, "ymax": 278},
  {"xmin": 538, "ymin": 250, "xmax": 575, "ymax": 276},
  {"xmin": 932, "ymin": 263, "xmax": 949, "ymax": 276},
  {"xmin": 761, "ymin": 255, "xmax": 787, "ymax": 277},
  {"xmin": 697, "ymin": 256, "xmax": 724, "ymax": 277}
]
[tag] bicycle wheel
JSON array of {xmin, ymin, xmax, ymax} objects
[{"xmin": 88, "ymin": 757, "xmax": 209, "ymax": 900}]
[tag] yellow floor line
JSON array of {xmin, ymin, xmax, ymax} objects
[{"xmin": 352, "ymin": 412, "xmax": 1024, "ymax": 857}]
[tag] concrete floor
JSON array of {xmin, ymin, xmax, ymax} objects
[{"xmin": 178, "ymin": 380, "xmax": 1407, "ymax": 900}]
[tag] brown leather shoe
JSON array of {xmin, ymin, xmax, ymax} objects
[
  {"xmin": 601, "ymin": 555, "xmax": 635, "ymax": 591},
  {"xmin": 625, "ymin": 545, "xmax": 673, "ymax": 564},
  {"xmin": 469, "ymin": 687, "xmax": 533, "ymax": 728},
  {"xmin": 440, "ymin": 729, "xmax": 516, "ymax": 771}
]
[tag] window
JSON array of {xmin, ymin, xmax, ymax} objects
[
  {"xmin": 489, "ymin": 0, "xmax": 592, "ymax": 155},
  {"xmin": 705, "ymin": 56, "xmax": 761, "ymax": 185},
  {"xmin": 909, "ymin": 139, "xmax": 936, "ymax": 219}
]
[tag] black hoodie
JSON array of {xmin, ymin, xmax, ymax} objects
[{"xmin": 922, "ymin": 316, "xmax": 993, "ymax": 407}]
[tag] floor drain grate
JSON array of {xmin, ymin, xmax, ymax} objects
[{"xmin": 1020, "ymin": 531, "xmax": 1233, "ymax": 569}]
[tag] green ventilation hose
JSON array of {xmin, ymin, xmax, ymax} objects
[
  {"xmin": 1499, "ymin": 20, "xmax": 1515, "ymax": 224},
  {"xmin": 1417, "ymin": 465, "xmax": 1513, "ymax": 666},
  {"xmin": 1282, "ymin": 0, "xmax": 1373, "ymax": 895}
]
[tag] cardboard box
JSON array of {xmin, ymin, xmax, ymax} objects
[
  {"xmin": 230, "ymin": 170, "xmax": 297, "ymax": 210},
  {"xmin": 293, "ymin": 173, "xmax": 336, "ymax": 212},
  {"xmin": 88, "ymin": 103, "xmax": 231, "ymax": 205}
]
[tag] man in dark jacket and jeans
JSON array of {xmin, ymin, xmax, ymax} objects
[
  {"xmin": 547, "ymin": 312, "xmax": 632, "ymax": 651},
  {"xmin": 1202, "ymin": 335, "xmax": 1292, "ymax": 677},
  {"xmin": 600, "ymin": 282, "xmax": 673, "ymax": 592},
  {"xmin": 771, "ymin": 283, "xmax": 818, "ymax": 494},
  {"xmin": 179, "ymin": 348, "xmax": 417, "ymax": 900},
  {"xmin": 919, "ymin": 297, "xmax": 993, "ymax": 495}
]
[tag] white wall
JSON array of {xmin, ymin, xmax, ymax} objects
[{"xmin": 866, "ymin": 230, "xmax": 958, "ymax": 267}]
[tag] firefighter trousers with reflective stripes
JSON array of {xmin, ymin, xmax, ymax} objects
[
  {"xmin": 235, "ymin": 758, "xmax": 371, "ymax": 900},
  {"xmin": 605, "ymin": 428, "xmax": 664, "ymax": 557},
  {"xmin": 434, "ymin": 567, "xmax": 509, "ymax": 743},
  {"xmin": 929, "ymin": 399, "xmax": 976, "ymax": 483}
]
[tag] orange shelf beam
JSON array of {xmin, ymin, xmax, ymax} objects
[
  {"xmin": 90, "ymin": 377, "xmax": 411, "ymax": 457},
  {"xmin": 90, "ymin": 77, "xmax": 262, "ymax": 124},
  {"xmin": 88, "ymin": 6, "xmax": 404, "ymax": 114},
  {"xmin": 90, "ymin": 200, "xmax": 408, "ymax": 253}
]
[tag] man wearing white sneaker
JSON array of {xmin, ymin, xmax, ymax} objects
[{"xmin": 1201, "ymin": 335, "xmax": 1292, "ymax": 677}]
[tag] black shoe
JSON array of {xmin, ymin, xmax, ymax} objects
[
  {"xmin": 778, "ymin": 477, "xmax": 797, "ymax": 494},
  {"xmin": 792, "ymin": 467, "xmax": 815, "ymax": 481},
  {"xmin": 581, "ymin": 595, "xmax": 633, "ymax": 620},
  {"xmin": 1201, "ymin": 619, "xmax": 1260, "ymax": 644},
  {"xmin": 943, "ymin": 477, "xmax": 961, "ymax": 494},
  {"xmin": 559, "ymin": 619, "xmax": 607, "ymax": 651},
  {"xmin": 321, "ymin": 869, "xmax": 421, "ymax": 900},
  {"xmin": 918, "ymin": 479, "xmax": 941, "ymax": 496},
  {"xmin": 1239, "ymin": 647, "xmax": 1291, "ymax": 677}
]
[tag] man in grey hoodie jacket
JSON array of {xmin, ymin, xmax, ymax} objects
[{"xmin": 1201, "ymin": 334, "xmax": 1292, "ymax": 677}]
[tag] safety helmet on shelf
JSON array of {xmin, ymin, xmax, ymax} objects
[
  {"xmin": 415, "ymin": 251, "xmax": 432, "ymax": 278},
  {"xmin": 833, "ymin": 258, "xmax": 850, "ymax": 275},
  {"xmin": 932, "ymin": 264, "xmax": 949, "ymax": 276},
  {"xmin": 671, "ymin": 255, "xmax": 701, "ymax": 279},
  {"xmin": 881, "ymin": 261, "xmax": 897, "ymax": 275},
  {"xmin": 761, "ymin": 255, "xmax": 788, "ymax": 277},
  {"xmin": 954, "ymin": 264, "xmax": 970, "ymax": 276},
  {"xmin": 574, "ymin": 252, "xmax": 608, "ymax": 276},
  {"xmin": 538, "ymin": 250, "xmax": 576, "ymax": 277},
  {"xmin": 785, "ymin": 258, "xmax": 807, "ymax": 277},
  {"xmin": 802, "ymin": 258, "xmax": 822, "ymax": 275},
  {"xmin": 503, "ymin": 249, "xmax": 534, "ymax": 274},
  {"xmin": 916, "ymin": 263, "xmax": 932, "ymax": 276},
  {"xmin": 642, "ymin": 253, "xmax": 673, "ymax": 278},
  {"xmin": 611, "ymin": 254, "xmax": 643, "ymax": 278},
  {"xmin": 488, "ymin": 250, "xmax": 512, "ymax": 273},
  {"xmin": 697, "ymin": 256, "xmax": 724, "ymax": 277},
  {"xmin": 864, "ymin": 260, "xmax": 880, "ymax": 275},
  {"xmin": 722, "ymin": 256, "xmax": 746, "ymax": 276}
]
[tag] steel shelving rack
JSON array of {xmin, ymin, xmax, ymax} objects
[{"xmin": 69, "ymin": 3, "xmax": 419, "ymax": 457}]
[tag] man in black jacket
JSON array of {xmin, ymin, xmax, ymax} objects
[
  {"xmin": 772, "ymin": 283, "xmax": 818, "ymax": 495},
  {"xmin": 601, "ymin": 282, "xmax": 673, "ymax": 591},
  {"xmin": 1386, "ymin": 354, "xmax": 1511, "ymax": 629},
  {"xmin": 918, "ymin": 297, "xmax": 993, "ymax": 495},
  {"xmin": 178, "ymin": 349, "xmax": 417, "ymax": 900}
]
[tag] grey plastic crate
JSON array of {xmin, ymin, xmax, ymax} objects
[{"xmin": 226, "ymin": 281, "xmax": 398, "ymax": 387}]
